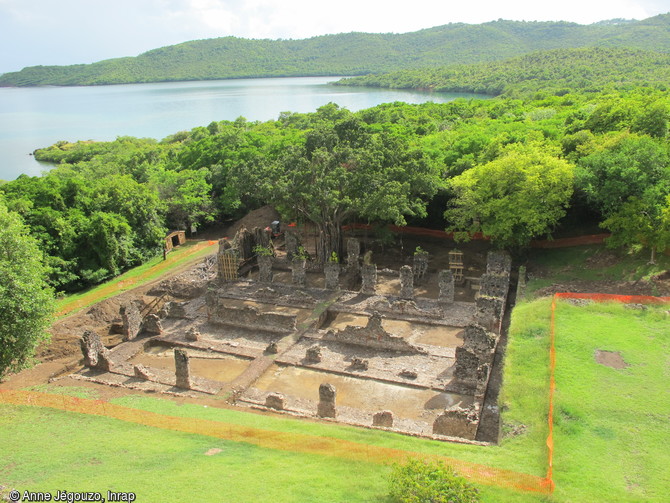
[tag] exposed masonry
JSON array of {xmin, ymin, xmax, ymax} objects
[
  {"xmin": 399, "ymin": 265, "xmax": 414, "ymax": 299},
  {"xmin": 322, "ymin": 312, "xmax": 426, "ymax": 354},
  {"xmin": 120, "ymin": 301, "xmax": 142, "ymax": 341},
  {"xmin": 174, "ymin": 349, "xmax": 192, "ymax": 389},
  {"xmin": 74, "ymin": 238, "xmax": 513, "ymax": 444},
  {"xmin": 317, "ymin": 383, "xmax": 337, "ymax": 418}
]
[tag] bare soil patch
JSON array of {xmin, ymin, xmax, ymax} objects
[{"xmin": 594, "ymin": 350, "xmax": 629, "ymax": 369}]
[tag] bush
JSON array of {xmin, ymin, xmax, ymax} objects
[{"xmin": 388, "ymin": 459, "xmax": 480, "ymax": 503}]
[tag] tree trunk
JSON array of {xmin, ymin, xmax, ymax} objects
[
  {"xmin": 316, "ymin": 221, "xmax": 342, "ymax": 264},
  {"xmin": 649, "ymin": 246, "xmax": 657, "ymax": 265}
]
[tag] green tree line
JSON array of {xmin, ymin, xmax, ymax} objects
[{"xmin": 2, "ymin": 80, "xmax": 669, "ymax": 295}]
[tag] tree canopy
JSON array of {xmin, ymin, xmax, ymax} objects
[
  {"xmin": 445, "ymin": 143, "xmax": 575, "ymax": 248},
  {"xmin": 0, "ymin": 201, "xmax": 54, "ymax": 379}
]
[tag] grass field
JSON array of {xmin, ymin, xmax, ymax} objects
[
  {"xmin": 55, "ymin": 240, "xmax": 216, "ymax": 318},
  {"xmin": 2, "ymin": 246, "xmax": 668, "ymax": 501}
]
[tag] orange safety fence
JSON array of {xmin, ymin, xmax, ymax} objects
[
  {"xmin": 546, "ymin": 293, "xmax": 670, "ymax": 492},
  {"xmin": 0, "ymin": 389, "xmax": 551, "ymax": 495},
  {"xmin": 342, "ymin": 223, "xmax": 617, "ymax": 249},
  {"xmin": 530, "ymin": 234, "xmax": 610, "ymax": 248}
]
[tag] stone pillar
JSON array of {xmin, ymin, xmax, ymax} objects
[
  {"xmin": 120, "ymin": 301, "xmax": 142, "ymax": 341},
  {"xmin": 360, "ymin": 263, "xmax": 377, "ymax": 295},
  {"xmin": 174, "ymin": 349, "xmax": 192, "ymax": 389},
  {"xmin": 235, "ymin": 227, "xmax": 254, "ymax": 260},
  {"xmin": 413, "ymin": 252, "xmax": 429, "ymax": 282},
  {"xmin": 258, "ymin": 255, "xmax": 273, "ymax": 283},
  {"xmin": 372, "ymin": 410, "xmax": 394, "ymax": 428},
  {"xmin": 285, "ymin": 231, "xmax": 299, "ymax": 262},
  {"xmin": 324, "ymin": 261, "xmax": 340, "ymax": 290},
  {"xmin": 346, "ymin": 238, "xmax": 360, "ymax": 271},
  {"xmin": 291, "ymin": 258, "xmax": 306, "ymax": 287},
  {"xmin": 399, "ymin": 265, "xmax": 414, "ymax": 299},
  {"xmin": 438, "ymin": 269, "xmax": 455, "ymax": 303},
  {"xmin": 317, "ymin": 383, "xmax": 336, "ymax": 418},
  {"xmin": 80, "ymin": 330, "xmax": 105, "ymax": 368},
  {"xmin": 265, "ymin": 393, "xmax": 285, "ymax": 410}
]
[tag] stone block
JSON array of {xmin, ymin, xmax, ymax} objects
[
  {"xmin": 141, "ymin": 314, "xmax": 163, "ymax": 336},
  {"xmin": 372, "ymin": 410, "xmax": 394, "ymax": 428},
  {"xmin": 432, "ymin": 404, "xmax": 480, "ymax": 439},
  {"xmin": 185, "ymin": 327, "xmax": 201, "ymax": 341},
  {"xmin": 133, "ymin": 364, "xmax": 155, "ymax": 380},
  {"xmin": 306, "ymin": 344, "xmax": 322, "ymax": 363},
  {"xmin": 265, "ymin": 393, "xmax": 285, "ymax": 410},
  {"xmin": 360, "ymin": 263, "xmax": 377, "ymax": 295},
  {"xmin": 350, "ymin": 357, "xmax": 369, "ymax": 371}
]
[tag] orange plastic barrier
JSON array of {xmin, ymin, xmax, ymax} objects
[
  {"xmin": 0, "ymin": 390, "xmax": 550, "ymax": 495},
  {"xmin": 341, "ymin": 223, "xmax": 488, "ymax": 241},
  {"xmin": 555, "ymin": 292, "xmax": 670, "ymax": 304},
  {"xmin": 530, "ymin": 234, "xmax": 610, "ymax": 248}
]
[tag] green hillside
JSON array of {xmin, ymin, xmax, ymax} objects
[
  {"xmin": 335, "ymin": 47, "xmax": 670, "ymax": 96},
  {"xmin": 1, "ymin": 14, "xmax": 669, "ymax": 86}
]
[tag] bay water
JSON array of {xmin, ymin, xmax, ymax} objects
[{"xmin": 0, "ymin": 77, "xmax": 485, "ymax": 181}]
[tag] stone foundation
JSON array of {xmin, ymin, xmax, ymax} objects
[
  {"xmin": 323, "ymin": 312, "xmax": 426, "ymax": 354},
  {"xmin": 432, "ymin": 404, "xmax": 480, "ymax": 439}
]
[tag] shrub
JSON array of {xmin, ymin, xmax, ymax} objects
[{"xmin": 388, "ymin": 459, "xmax": 480, "ymax": 503}]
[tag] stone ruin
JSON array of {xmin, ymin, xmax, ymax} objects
[
  {"xmin": 433, "ymin": 404, "xmax": 481, "ymax": 440},
  {"xmin": 372, "ymin": 410, "xmax": 394, "ymax": 428},
  {"xmin": 322, "ymin": 312, "xmax": 426, "ymax": 354},
  {"xmin": 174, "ymin": 348, "xmax": 192, "ymax": 389},
  {"xmin": 120, "ymin": 301, "xmax": 142, "ymax": 341},
  {"xmin": 207, "ymin": 297, "xmax": 297, "ymax": 334},
  {"xmin": 74, "ymin": 236, "xmax": 516, "ymax": 445},
  {"xmin": 399, "ymin": 265, "xmax": 414, "ymax": 299},
  {"xmin": 317, "ymin": 383, "xmax": 337, "ymax": 418}
]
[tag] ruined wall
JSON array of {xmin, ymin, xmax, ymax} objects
[
  {"xmin": 432, "ymin": 404, "xmax": 480, "ymax": 440},
  {"xmin": 120, "ymin": 301, "xmax": 142, "ymax": 341},
  {"xmin": 207, "ymin": 297, "xmax": 297, "ymax": 334},
  {"xmin": 323, "ymin": 313, "xmax": 426, "ymax": 354}
]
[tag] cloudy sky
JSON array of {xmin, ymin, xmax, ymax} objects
[{"xmin": 1, "ymin": 0, "xmax": 668, "ymax": 73}]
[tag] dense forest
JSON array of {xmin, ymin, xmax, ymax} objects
[
  {"xmin": 2, "ymin": 43, "xmax": 669, "ymax": 293},
  {"xmin": 1, "ymin": 14, "xmax": 670, "ymax": 86},
  {"xmin": 335, "ymin": 47, "xmax": 670, "ymax": 97}
]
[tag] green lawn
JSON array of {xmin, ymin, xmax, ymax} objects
[
  {"xmin": 2, "ymin": 287, "xmax": 667, "ymax": 501},
  {"xmin": 550, "ymin": 301, "xmax": 670, "ymax": 502}
]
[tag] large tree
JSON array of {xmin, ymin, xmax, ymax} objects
[
  {"xmin": 0, "ymin": 201, "xmax": 54, "ymax": 379},
  {"xmin": 445, "ymin": 143, "xmax": 574, "ymax": 248},
  {"xmin": 250, "ymin": 105, "xmax": 442, "ymax": 261}
]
